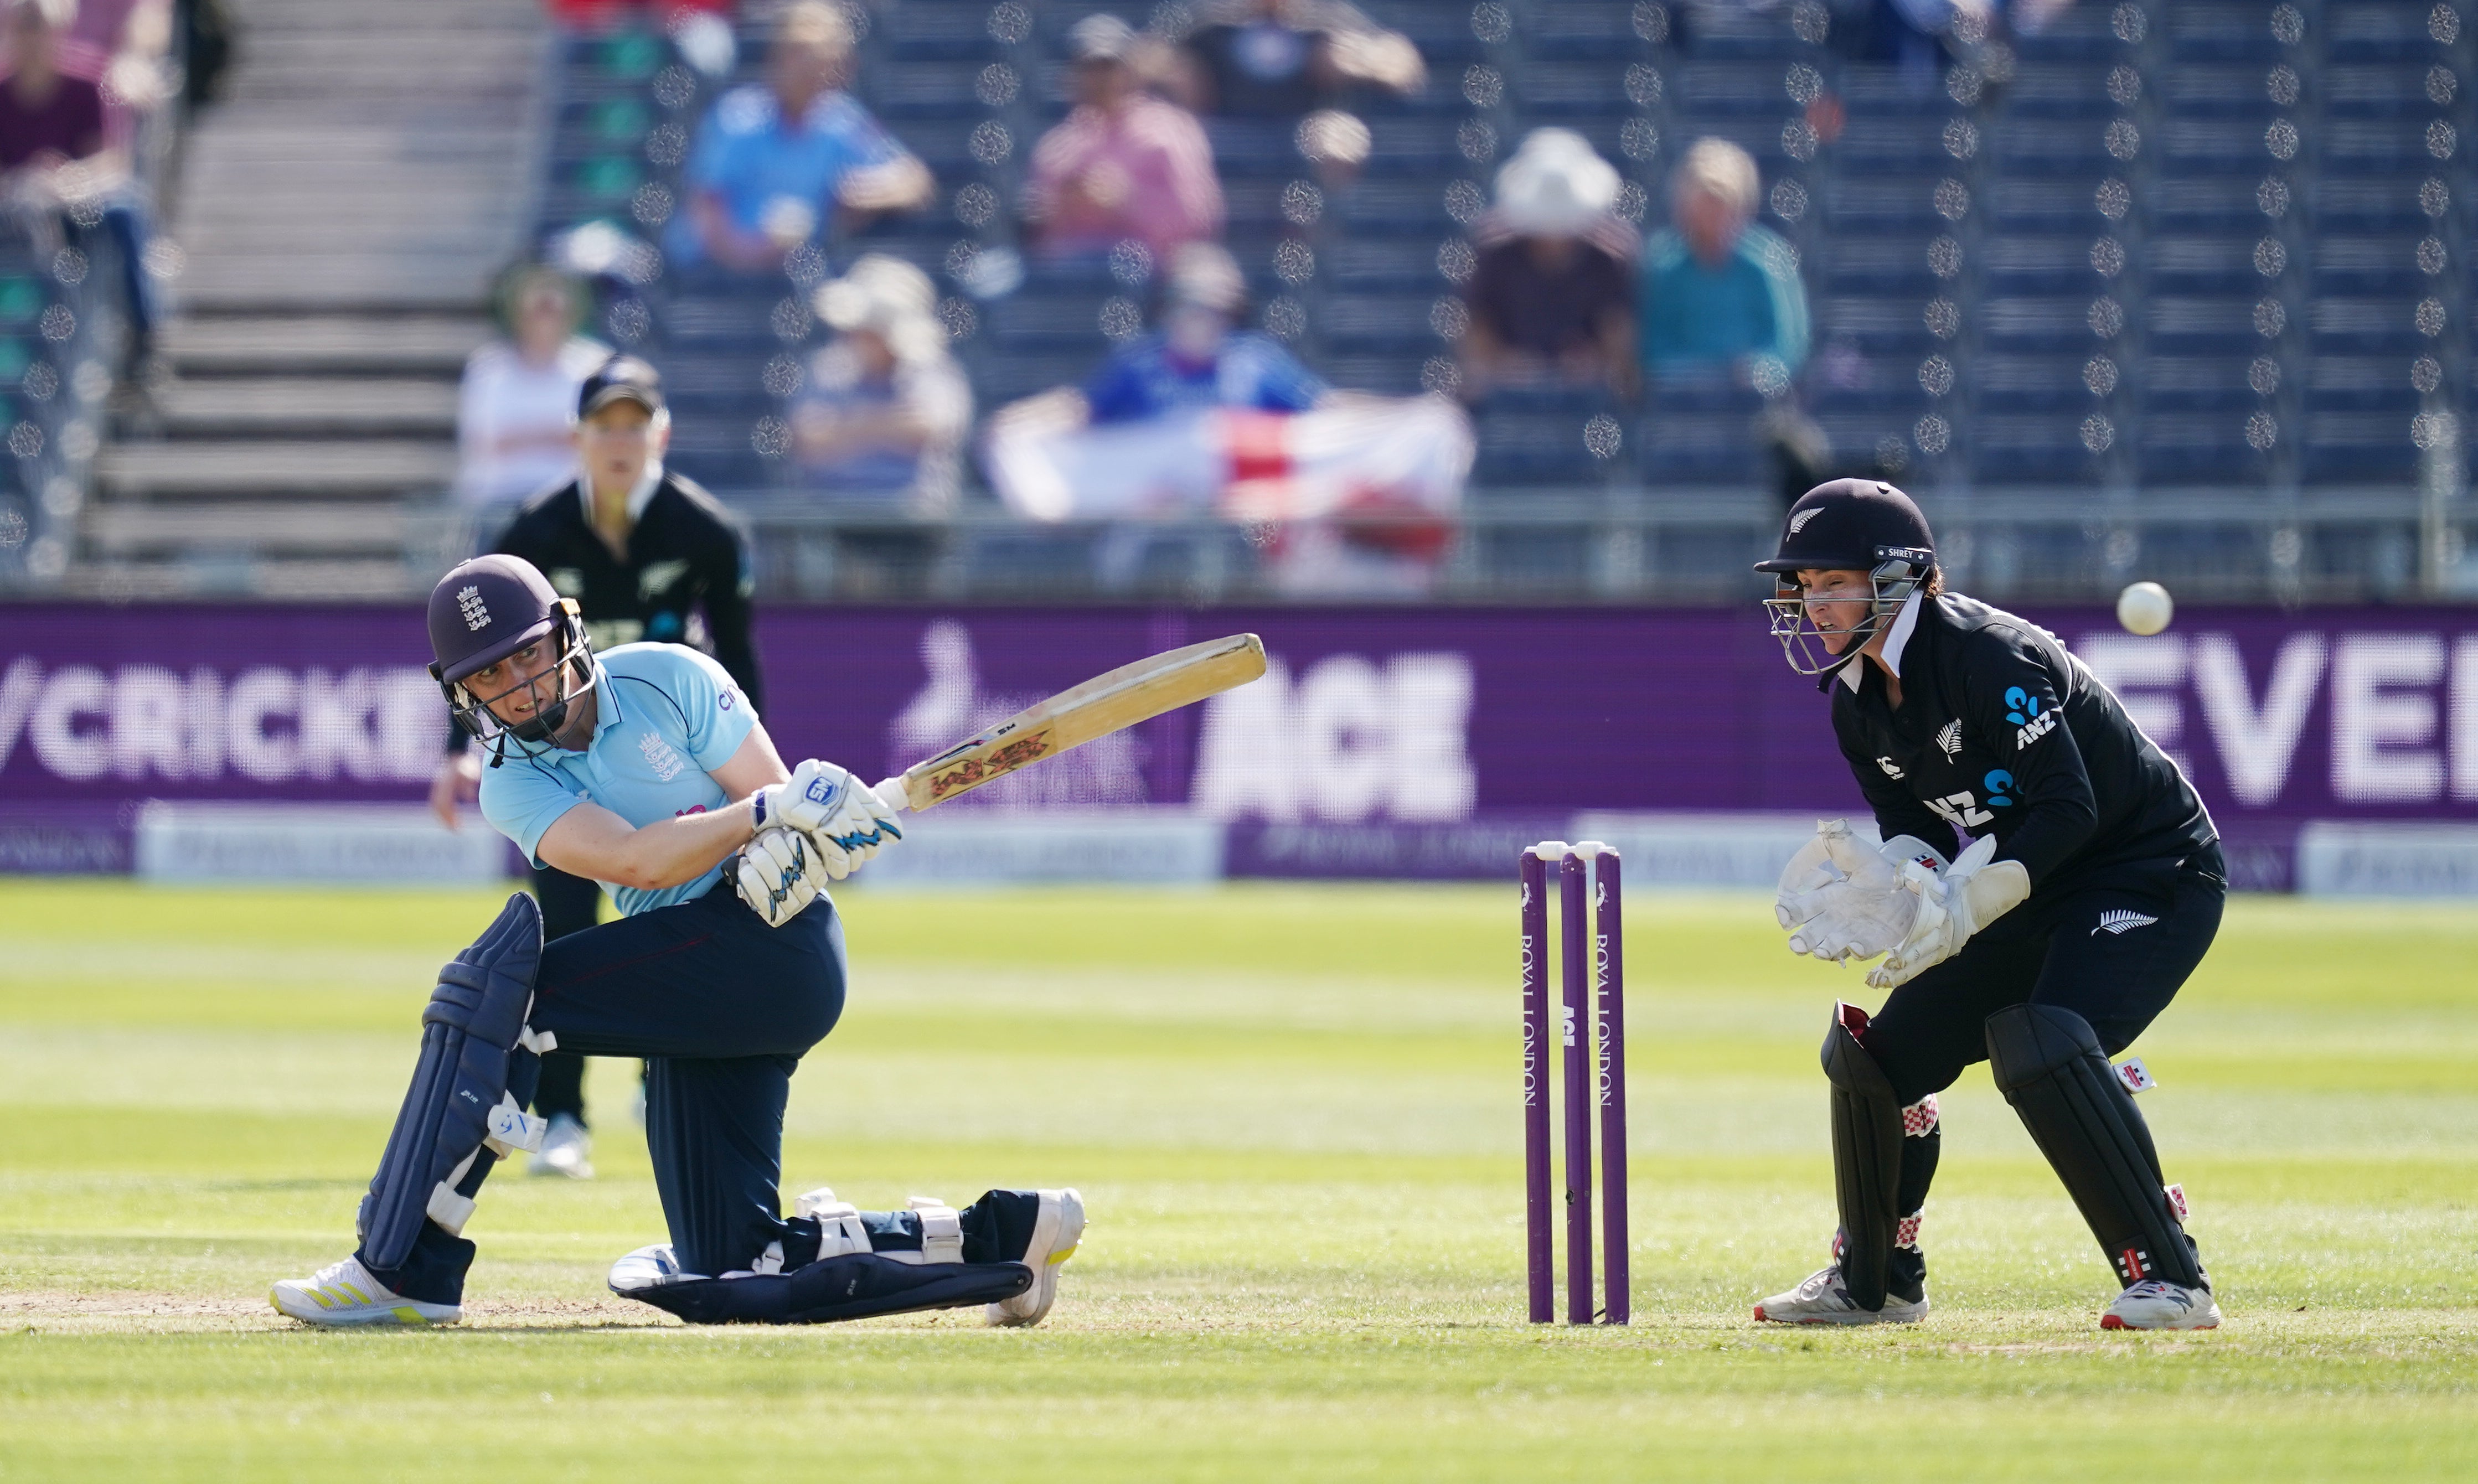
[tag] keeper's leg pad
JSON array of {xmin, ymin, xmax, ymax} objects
[
  {"xmin": 1821, "ymin": 1004, "xmax": 1906, "ymax": 1312},
  {"xmin": 1985, "ymin": 1004, "xmax": 2203, "ymax": 1290},
  {"xmin": 610, "ymin": 1249, "xmax": 1031, "ymax": 1325},
  {"xmin": 357, "ymin": 893, "xmax": 554, "ymax": 1271}
]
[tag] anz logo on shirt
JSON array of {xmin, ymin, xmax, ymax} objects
[
  {"xmin": 2007, "ymin": 685, "xmax": 2059, "ymax": 748},
  {"xmin": 1924, "ymin": 769, "xmax": 2016, "ymax": 832}
]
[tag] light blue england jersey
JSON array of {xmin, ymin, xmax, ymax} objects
[{"xmin": 479, "ymin": 643, "xmax": 757, "ymax": 918}]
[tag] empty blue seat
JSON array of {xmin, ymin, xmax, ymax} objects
[{"xmin": 2303, "ymin": 410, "xmax": 2420, "ymax": 480}]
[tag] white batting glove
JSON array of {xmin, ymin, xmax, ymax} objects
[
  {"xmin": 735, "ymin": 826, "xmax": 826, "ymax": 927},
  {"xmin": 753, "ymin": 759, "xmax": 903, "ymax": 880},
  {"xmin": 1775, "ymin": 821, "xmax": 1942, "ymax": 963},
  {"xmin": 1866, "ymin": 833, "xmax": 2033, "ymax": 990}
]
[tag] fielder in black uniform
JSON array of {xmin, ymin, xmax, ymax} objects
[
  {"xmin": 1752, "ymin": 479, "xmax": 2225, "ymax": 1331},
  {"xmin": 430, "ymin": 356, "xmax": 765, "ymax": 1177}
]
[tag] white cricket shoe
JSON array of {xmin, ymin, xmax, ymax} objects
[
  {"xmin": 1754, "ymin": 1265, "xmax": 1929, "ymax": 1325},
  {"xmin": 2101, "ymin": 1280, "xmax": 2220, "ymax": 1331},
  {"xmin": 528, "ymin": 1113, "xmax": 594, "ymax": 1179},
  {"xmin": 270, "ymin": 1255, "xmax": 460, "ymax": 1327},
  {"xmin": 986, "ymin": 1188, "xmax": 1084, "ymax": 1328}
]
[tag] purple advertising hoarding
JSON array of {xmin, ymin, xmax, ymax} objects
[{"xmin": 4, "ymin": 602, "xmax": 2474, "ymax": 885}]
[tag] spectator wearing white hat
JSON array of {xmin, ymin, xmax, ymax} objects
[
  {"xmin": 1458, "ymin": 128, "xmax": 1641, "ymax": 403},
  {"xmin": 1639, "ymin": 137, "xmax": 1809, "ymax": 388},
  {"xmin": 789, "ymin": 254, "xmax": 972, "ymax": 515}
]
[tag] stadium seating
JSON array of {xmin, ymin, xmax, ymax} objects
[{"xmin": 516, "ymin": 0, "xmax": 2466, "ymax": 599}]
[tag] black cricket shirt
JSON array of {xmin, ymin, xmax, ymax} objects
[{"xmin": 1827, "ymin": 591, "xmax": 2217, "ymax": 893}]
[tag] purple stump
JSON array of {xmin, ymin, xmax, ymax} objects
[
  {"xmin": 1594, "ymin": 847, "xmax": 1629, "ymax": 1325},
  {"xmin": 1560, "ymin": 850, "xmax": 1593, "ymax": 1326},
  {"xmin": 1520, "ymin": 847, "xmax": 1552, "ymax": 1324}
]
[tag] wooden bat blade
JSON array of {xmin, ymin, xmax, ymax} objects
[{"xmin": 875, "ymin": 633, "xmax": 1267, "ymax": 812}]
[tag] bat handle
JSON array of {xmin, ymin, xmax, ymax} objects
[{"xmin": 870, "ymin": 776, "xmax": 910, "ymax": 815}]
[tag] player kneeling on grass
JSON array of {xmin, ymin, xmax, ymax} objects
[
  {"xmin": 271, "ymin": 554, "xmax": 1081, "ymax": 1328},
  {"xmin": 1751, "ymin": 480, "xmax": 2223, "ymax": 1333}
]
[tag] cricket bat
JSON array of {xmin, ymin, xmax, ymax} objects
[{"xmin": 871, "ymin": 633, "xmax": 1268, "ymax": 813}]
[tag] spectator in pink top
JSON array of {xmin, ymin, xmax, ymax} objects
[{"xmin": 1024, "ymin": 14, "xmax": 1223, "ymax": 265}]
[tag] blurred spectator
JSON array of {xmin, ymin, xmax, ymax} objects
[
  {"xmin": 457, "ymin": 263, "xmax": 611, "ymax": 509},
  {"xmin": 1639, "ymin": 137, "xmax": 1809, "ymax": 387},
  {"xmin": 60, "ymin": 0, "xmax": 174, "ymax": 116},
  {"xmin": 667, "ymin": 0, "xmax": 931, "ymax": 275},
  {"xmin": 1024, "ymin": 14, "xmax": 1223, "ymax": 264},
  {"xmin": 1459, "ymin": 130, "xmax": 1638, "ymax": 402},
  {"xmin": 546, "ymin": 0, "xmax": 729, "ymax": 30},
  {"xmin": 983, "ymin": 245, "xmax": 1468, "ymax": 597},
  {"xmin": 1171, "ymin": 0, "xmax": 1424, "ymax": 117},
  {"xmin": 1083, "ymin": 243, "xmax": 1324, "ymax": 422},
  {"xmin": 172, "ymin": 0, "xmax": 231, "ymax": 114},
  {"xmin": 0, "ymin": 0, "xmax": 159, "ymax": 378},
  {"xmin": 790, "ymin": 254, "xmax": 971, "ymax": 515}
]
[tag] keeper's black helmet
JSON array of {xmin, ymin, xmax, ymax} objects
[
  {"xmin": 1756, "ymin": 479, "xmax": 1938, "ymax": 678},
  {"xmin": 426, "ymin": 555, "xmax": 597, "ymax": 763}
]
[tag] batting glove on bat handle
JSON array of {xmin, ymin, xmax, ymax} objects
[{"xmin": 870, "ymin": 777, "xmax": 910, "ymax": 815}]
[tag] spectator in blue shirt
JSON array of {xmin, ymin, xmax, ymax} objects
[
  {"xmin": 668, "ymin": 1, "xmax": 932, "ymax": 274},
  {"xmin": 1081, "ymin": 244, "xmax": 1329, "ymax": 423},
  {"xmin": 1639, "ymin": 137, "xmax": 1810, "ymax": 390}
]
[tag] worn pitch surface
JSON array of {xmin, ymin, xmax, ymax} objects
[{"xmin": 1, "ymin": 881, "xmax": 2471, "ymax": 1480}]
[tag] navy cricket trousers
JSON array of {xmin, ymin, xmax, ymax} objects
[{"xmin": 364, "ymin": 884, "xmax": 846, "ymax": 1304}]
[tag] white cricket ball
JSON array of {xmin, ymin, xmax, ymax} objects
[{"xmin": 2116, "ymin": 581, "xmax": 2175, "ymax": 637}]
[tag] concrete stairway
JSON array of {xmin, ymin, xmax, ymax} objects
[{"xmin": 77, "ymin": 0, "xmax": 549, "ymax": 598}]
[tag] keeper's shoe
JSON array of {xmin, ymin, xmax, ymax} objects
[
  {"xmin": 986, "ymin": 1188, "xmax": 1084, "ymax": 1329},
  {"xmin": 271, "ymin": 1256, "xmax": 460, "ymax": 1327},
  {"xmin": 528, "ymin": 1113, "xmax": 595, "ymax": 1180},
  {"xmin": 2101, "ymin": 1279, "xmax": 2220, "ymax": 1331},
  {"xmin": 1754, "ymin": 1265, "xmax": 1929, "ymax": 1326}
]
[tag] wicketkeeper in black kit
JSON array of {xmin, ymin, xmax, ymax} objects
[
  {"xmin": 1752, "ymin": 479, "xmax": 2226, "ymax": 1331},
  {"xmin": 431, "ymin": 356, "xmax": 763, "ymax": 1179}
]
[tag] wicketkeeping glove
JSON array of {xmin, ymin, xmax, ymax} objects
[
  {"xmin": 1774, "ymin": 820, "xmax": 1948, "ymax": 964},
  {"xmin": 753, "ymin": 758, "xmax": 904, "ymax": 880},
  {"xmin": 1865, "ymin": 832, "xmax": 2032, "ymax": 990},
  {"xmin": 735, "ymin": 826, "xmax": 825, "ymax": 927}
]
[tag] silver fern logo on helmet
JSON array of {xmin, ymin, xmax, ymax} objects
[{"xmin": 1789, "ymin": 508, "xmax": 1821, "ymax": 534}]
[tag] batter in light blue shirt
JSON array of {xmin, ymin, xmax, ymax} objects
[{"xmin": 481, "ymin": 643, "xmax": 755, "ymax": 916}]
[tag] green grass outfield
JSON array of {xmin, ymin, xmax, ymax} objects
[{"xmin": 1, "ymin": 879, "xmax": 2472, "ymax": 1481}]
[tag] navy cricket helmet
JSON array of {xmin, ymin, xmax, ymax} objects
[
  {"xmin": 426, "ymin": 555, "xmax": 597, "ymax": 759},
  {"xmin": 1756, "ymin": 479, "xmax": 1939, "ymax": 678}
]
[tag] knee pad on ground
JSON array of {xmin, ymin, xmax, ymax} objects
[
  {"xmin": 357, "ymin": 893, "xmax": 556, "ymax": 1270},
  {"xmin": 608, "ymin": 1247, "xmax": 1031, "ymax": 1326},
  {"xmin": 1985, "ymin": 1004, "xmax": 2203, "ymax": 1289}
]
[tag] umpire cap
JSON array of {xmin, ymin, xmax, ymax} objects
[
  {"xmin": 578, "ymin": 355, "xmax": 664, "ymax": 419},
  {"xmin": 1755, "ymin": 479, "xmax": 1937, "ymax": 575},
  {"xmin": 427, "ymin": 554, "xmax": 570, "ymax": 684}
]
